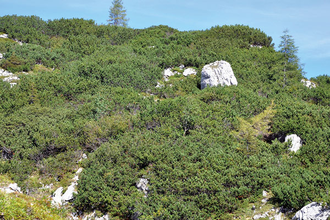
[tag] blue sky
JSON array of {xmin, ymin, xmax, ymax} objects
[{"xmin": 1, "ymin": 0, "xmax": 329, "ymax": 79}]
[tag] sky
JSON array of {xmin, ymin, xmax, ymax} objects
[{"xmin": 1, "ymin": 0, "xmax": 329, "ymax": 79}]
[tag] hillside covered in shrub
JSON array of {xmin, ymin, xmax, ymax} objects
[{"xmin": 1, "ymin": 15, "xmax": 330, "ymax": 219}]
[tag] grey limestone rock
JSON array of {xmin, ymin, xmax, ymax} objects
[
  {"xmin": 137, "ymin": 178, "xmax": 149, "ymax": 197},
  {"xmin": 201, "ymin": 60, "xmax": 237, "ymax": 89},
  {"xmin": 292, "ymin": 202, "xmax": 330, "ymax": 220},
  {"xmin": 285, "ymin": 134, "xmax": 302, "ymax": 153}
]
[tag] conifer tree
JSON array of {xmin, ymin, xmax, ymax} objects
[
  {"xmin": 108, "ymin": 0, "xmax": 128, "ymax": 27},
  {"xmin": 278, "ymin": 29, "xmax": 302, "ymax": 87}
]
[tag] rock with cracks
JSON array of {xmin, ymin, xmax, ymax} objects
[
  {"xmin": 292, "ymin": 202, "xmax": 330, "ymax": 220},
  {"xmin": 201, "ymin": 60, "xmax": 237, "ymax": 89}
]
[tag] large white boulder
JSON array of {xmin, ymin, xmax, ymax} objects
[
  {"xmin": 201, "ymin": 60, "xmax": 237, "ymax": 89},
  {"xmin": 292, "ymin": 202, "xmax": 330, "ymax": 220},
  {"xmin": 285, "ymin": 134, "xmax": 302, "ymax": 152},
  {"xmin": 301, "ymin": 79, "xmax": 316, "ymax": 88}
]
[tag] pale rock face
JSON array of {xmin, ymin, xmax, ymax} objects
[
  {"xmin": 285, "ymin": 134, "xmax": 302, "ymax": 152},
  {"xmin": 52, "ymin": 167, "xmax": 83, "ymax": 206},
  {"xmin": 301, "ymin": 79, "xmax": 316, "ymax": 88},
  {"xmin": 201, "ymin": 60, "xmax": 238, "ymax": 89},
  {"xmin": 52, "ymin": 187, "xmax": 64, "ymax": 206},
  {"xmin": 137, "ymin": 178, "xmax": 149, "ymax": 197},
  {"xmin": 183, "ymin": 68, "xmax": 197, "ymax": 76},
  {"xmin": 292, "ymin": 202, "xmax": 330, "ymax": 220}
]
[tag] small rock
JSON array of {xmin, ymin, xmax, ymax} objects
[
  {"xmin": 183, "ymin": 68, "xmax": 197, "ymax": 76},
  {"xmin": 155, "ymin": 82, "xmax": 164, "ymax": 88},
  {"xmin": 0, "ymin": 34, "xmax": 8, "ymax": 39},
  {"xmin": 0, "ymin": 68, "xmax": 13, "ymax": 77},
  {"xmin": 163, "ymin": 68, "xmax": 175, "ymax": 79},
  {"xmin": 137, "ymin": 178, "xmax": 149, "ymax": 197},
  {"xmin": 263, "ymin": 190, "xmax": 268, "ymax": 197},
  {"xmin": 253, "ymin": 212, "xmax": 268, "ymax": 220},
  {"xmin": 252, "ymin": 205, "xmax": 256, "ymax": 210},
  {"xmin": 285, "ymin": 134, "xmax": 302, "ymax": 152},
  {"xmin": 301, "ymin": 79, "xmax": 316, "ymax": 88},
  {"xmin": 262, "ymin": 198, "xmax": 268, "ymax": 203}
]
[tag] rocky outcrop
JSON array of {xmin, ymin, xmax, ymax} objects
[
  {"xmin": 201, "ymin": 60, "xmax": 237, "ymax": 89},
  {"xmin": 292, "ymin": 202, "xmax": 330, "ymax": 220},
  {"xmin": 285, "ymin": 134, "xmax": 302, "ymax": 152},
  {"xmin": 137, "ymin": 178, "xmax": 149, "ymax": 197},
  {"xmin": 301, "ymin": 79, "xmax": 316, "ymax": 88}
]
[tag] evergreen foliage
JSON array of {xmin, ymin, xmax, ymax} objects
[
  {"xmin": 0, "ymin": 15, "xmax": 329, "ymax": 219},
  {"xmin": 108, "ymin": 0, "xmax": 129, "ymax": 27}
]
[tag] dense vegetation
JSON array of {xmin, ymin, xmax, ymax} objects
[{"xmin": 1, "ymin": 15, "xmax": 330, "ymax": 219}]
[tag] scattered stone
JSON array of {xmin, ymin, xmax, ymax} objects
[
  {"xmin": 183, "ymin": 68, "xmax": 197, "ymax": 76},
  {"xmin": 301, "ymin": 79, "xmax": 316, "ymax": 88},
  {"xmin": 9, "ymin": 83, "xmax": 17, "ymax": 88},
  {"xmin": 292, "ymin": 202, "xmax": 330, "ymax": 220},
  {"xmin": 253, "ymin": 212, "xmax": 268, "ymax": 220},
  {"xmin": 201, "ymin": 60, "xmax": 238, "ymax": 89},
  {"xmin": 163, "ymin": 68, "xmax": 175, "ymax": 80},
  {"xmin": 263, "ymin": 190, "xmax": 268, "ymax": 197},
  {"xmin": 0, "ymin": 53, "xmax": 3, "ymax": 59},
  {"xmin": 78, "ymin": 153, "xmax": 87, "ymax": 163},
  {"xmin": 252, "ymin": 205, "xmax": 256, "ymax": 210},
  {"xmin": 82, "ymin": 211, "xmax": 109, "ymax": 220},
  {"xmin": 0, "ymin": 34, "xmax": 8, "ymax": 39},
  {"xmin": 250, "ymin": 44, "xmax": 262, "ymax": 49},
  {"xmin": 51, "ymin": 168, "xmax": 83, "ymax": 206},
  {"xmin": 179, "ymin": 64, "xmax": 185, "ymax": 70},
  {"xmin": 155, "ymin": 82, "xmax": 164, "ymax": 88},
  {"xmin": 0, "ymin": 68, "xmax": 13, "ymax": 77},
  {"xmin": 3, "ymin": 76, "xmax": 19, "ymax": 83},
  {"xmin": 136, "ymin": 178, "xmax": 149, "ymax": 197},
  {"xmin": 0, "ymin": 183, "xmax": 22, "ymax": 194},
  {"xmin": 274, "ymin": 212, "xmax": 284, "ymax": 220},
  {"xmin": 285, "ymin": 134, "xmax": 302, "ymax": 152}
]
